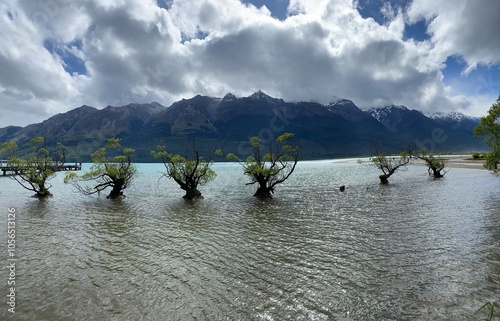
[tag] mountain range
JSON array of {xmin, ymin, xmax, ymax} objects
[{"xmin": 0, "ymin": 91, "xmax": 487, "ymax": 161}]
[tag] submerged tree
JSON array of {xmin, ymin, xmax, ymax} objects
[
  {"xmin": 227, "ymin": 133, "xmax": 299, "ymax": 199},
  {"xmin": 1, "ymin": 137, "xmax": 56, "ymax": 198},
  {"xmin": 151, "ymin": 146, "xmax": 217, "ymax": 200},
  {"xmin": 371, "ymin": 152, "xmax": 412, "ymax": 184},
  {"xmin": 65, "ymin": 138, "xmax": 136, "ymax": 199},
  {"xmin": 416, "ymin": 149, "xmax": 448, "ymax": 178},
  {"xmin": 474, "ymin": 95, "xmax": 500, "ymax": 171}
]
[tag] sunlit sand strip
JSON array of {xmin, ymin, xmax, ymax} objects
[{"xmin": 413, "ymin": 156, "xmax": 487, "ymax": 170}]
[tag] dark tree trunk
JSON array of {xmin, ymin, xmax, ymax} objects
[
  {"xmin": 252, "ymin": 178, "xmax": 273, "ymax": 198},
  {"xmin": 107, "ymin": 181, "xmax": 124, "ymax": 199},
  {"xmin": 183, "ymin": 188, "xmax": 203, "ymax": 200},
  {"xmin": 253, "ymin": 179, "xmax": 273, "ymax": 198},
  {"xmin": 432, "ymin": 168, "xmax": 443, "ymax": 178},
  {"xmin": 253, "ymin": 187, "xmax": 273, "ymax": 199},
  {"xmin": 379, "ymin": 174, "xmax": 390, "ymax": 184},
  {"xmin": 34, "ymin": 187, "xmax": 53, "ymax": 199}
]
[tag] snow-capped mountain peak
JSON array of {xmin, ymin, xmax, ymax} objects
[
  {"xmin": 368, "ymin": 105, "xmax": 411, "ymax": 123},
  {"xmin": 221, "ymin": 93, "xmax": 238, "ymax": 103},
  {"xmin": 248, "ymin": 90, "xmax": 284, "ymax": 104},
  {"xmin": 428, "ymin": 111, "xmax": 479, "ymax": 122},
  {"xmin": 250, "ymin": 90, "xmax": 271, "ymax": 100}
]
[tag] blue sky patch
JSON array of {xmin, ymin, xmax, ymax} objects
[
  {"xmin": 241, "ymin": 0, "xmax": 289, "ymax": 20},
  {"xmin": 443, "ymin": 56, "xmax": 500, "ymax": 97},
  {"xmin": 157, "ymin": 0, "xmax": 173, "ymax": 10},
  {"xmin": 43, "ymin": 39, "xmax": 87, "ymax": 76},
  {"xmin": 403, "ymin": 19, "xmax": 428, "ymax": 42}
]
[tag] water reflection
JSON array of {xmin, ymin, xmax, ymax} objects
[
  {"xmin": 0, "ymin": 162, "xmax": 499, "ymax": 320},
  {"xmin": 25, "ymin": 198, "xmax": 51, "ymax": 217}
]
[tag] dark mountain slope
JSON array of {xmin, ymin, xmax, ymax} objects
[{"xmin": 0, "ymin": 92, "xmax": 487, "ymax": 161}]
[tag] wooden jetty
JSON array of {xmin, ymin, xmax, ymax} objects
[{"xmin": 0, "ymin": 160, "xmax": 82, "ymax": 176}]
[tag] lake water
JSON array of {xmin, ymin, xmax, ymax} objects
[{"xmin": 0, "ymin": 160, "xmax": 499, "ymax": 320}]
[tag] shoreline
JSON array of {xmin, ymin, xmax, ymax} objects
[{"xmin": 413, "ymin": 155, "xmax": 486, "ymax": 170}]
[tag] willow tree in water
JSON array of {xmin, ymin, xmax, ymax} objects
[
  {"xmin": 416, "ymin": 149, "xmax": 448, "ymax": 178},
  {"xmin": 1, "ymin": 137, "xmax": 58, "ymax": 198},
  {"xmin": 371, "ymin": 152, "xmax": 412, "ymax": 184},
  {"xmin": 151, "ymin": 146, "xmax": 218, "ymax": 200},
  {"xmin": 227, "ymin": 133, "xmax": 299, "ymax": 199},
  {"xmin": 65, "ymin": 138, "xmax": 136, "ymax": 199}
]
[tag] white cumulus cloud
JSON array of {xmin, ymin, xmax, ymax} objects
[
  {"xmin": 0, "ymin": 0, "xmax": 498, "ymax": 128},
  {"xmin": 407, "ymin": 0, "xmax": 500, "ymax": 74}
]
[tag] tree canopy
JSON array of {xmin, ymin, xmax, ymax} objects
[
  {"xmin": 416, "ymin": 149, "xmax": 448, "ymax": 178},
  {"xmin": 1, "ymin": 137, "xmax": 57, "ymax": 198},
  {"xmin": 474, "ymin": 95, "xmax": 500, "ymax": 171},
  {"xmin": 371, "ymin": 152, "xmax": 412, "ymax": 184},
  {"xmin": 151, "ymin": 146, "xmax": 218, "ymax": 199},
  {"xmin": 227, "ymin": 133, "xmax": 299, "ymax": 198},
  {"xmin": 65, "ymin": 138, "xmax": 136, "ymax": 199}
]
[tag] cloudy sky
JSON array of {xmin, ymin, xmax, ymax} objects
[{"xmin": 1, "ymin": 0, "xmax": 499, "ymax": 127}]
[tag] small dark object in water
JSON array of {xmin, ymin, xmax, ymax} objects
[{"xmin": 339, "ymin": 185, "xmax": 345, "ymax": 192}]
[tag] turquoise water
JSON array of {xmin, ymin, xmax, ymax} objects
[{"xmin": 0, "ymin": 160, "xmax": 499, "ymax": 320}]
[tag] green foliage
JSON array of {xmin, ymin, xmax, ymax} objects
[
  {"xmin": 1, "ymin": 141, "xmax": 18, "ymax": 158},
  {"xmin": 371, "ymin": 151, "xmax": 412, "ymax": 184},
  {"xmin": 417, "ymin": 149, "xmax": 447, "ymax": 177},
  {"xmin": 483, "ymin": 149, "xmax": 500, "ymax": 172},
  {"xmin": 151, "ymin": 145, "xmax": 217, "ymax": 199},
  {"xmin": 276, "ymin": 132, "xmax": 294, "ymax": 143},
  {"xmin": 226, "ymin": 153, "xmax": 240, "ymax": 162},
  {"xmin": 29, "ymin": 136, "xmax": 44, "ymax": 146},
  {"xmin": 2, "ymin": 137, "xmax": 56, "ymax": 198},
  {"xmin": 56, "ymin": 142, "xmax": 67, "ymax": 164},
  {"xmin": 230, "ymin": 133, "xmax": 299, "ymax": 198},
  {"xmin": 474, "ymin": 96, "xmax": 500, "ymax": 145},
  {"xmin": 65, "ymin": 138, "xmax": 136, "ymax": 198},
  {"xmin": 472, "ymin": 152, "xmax": 489, "ymax": 160},
  {"xmin": 474, "ymin": 95, "xmax": 500, "ymax": 171},
  {"xmin": 371, "ymin": 152, "xmax": 411, "ymax": 170}
]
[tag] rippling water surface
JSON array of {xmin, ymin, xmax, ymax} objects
[{"xmin": 1, "ymin": 160, "xmax": 499, "ymax": 320}]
